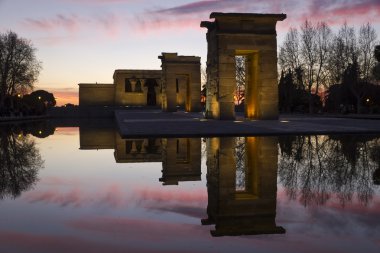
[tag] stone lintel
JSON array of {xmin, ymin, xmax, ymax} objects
[
  {"xmin": 200, "ymin": 21, "xmax": 215, "ymax": 29},
  {"xmin": 209, "ymin": 12, "xmax": 286, "ymax": 21},
  {"xmin": 201, "ymin": 12, "xmax": 287, "ymax": 34}
]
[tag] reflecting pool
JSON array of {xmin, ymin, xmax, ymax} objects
[{"xmin": 0, "ymin": 123, "xmax": 379, "ymax": 253}]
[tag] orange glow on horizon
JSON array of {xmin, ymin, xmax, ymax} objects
[
  {"xmin": 54, "ymin": 91, "xmax": 78, "ymax": 106},
  {"xmin": 55, "ymin": 128, "xmax": 79, "ymax": 135},
  {"xmin": 35, "ymin": 87, "xmax": 78, "ymax": 106}
]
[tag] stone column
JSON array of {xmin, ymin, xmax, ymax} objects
[
  {"xmin": 140, "ymin": 139, "xmax": 147, "ymax": 154},
  {"xmin": 129, "ymin": 79, "xmax": 137, "ymax": 92},
  {"xmin": 130, "ymin": 141, "xmax": 138, "ymax": 154},
  {"xmin": 140, "ymin": 79, "xmax": 147, "ymax": 93}
]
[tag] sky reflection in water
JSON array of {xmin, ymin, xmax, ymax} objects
[{"xmin": 0, "ymin": 125, "xmax": 379, "ymax": 253}]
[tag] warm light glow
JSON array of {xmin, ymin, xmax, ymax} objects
[
  {"xmin": 39, "ymin": 131, "xmax": 42, "ymax": 134},
  {"xmin": 38, "ymin": 96, "xmax": 41, "ymax": 100},
  {"xmin": 280, "ymin": 120, "xmax": 290, "ymax": 123},
  {"xmin": 234, "ymin": 120, "xmax": 244, "ymax": 123},
  {"xmin": 17, "ymin": 94, "xmax": 21, "ymax": 98},
  {"xmin": 366, "ymin": 98, "xmax": 370, "ymax": 102}
]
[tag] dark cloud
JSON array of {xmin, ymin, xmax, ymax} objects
[
  {"xmin": 145, "ymin": 205, "xmax": 206, "ymax": 219},
  {"xmin": 154, "ymin": 0, "xmax": 268, "ymax": 15}
]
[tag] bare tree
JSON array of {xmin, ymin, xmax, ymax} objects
[
  {"xmin": 279, "ymin": 27, "xmax": 301, "ymax": 72},
  {"xmin": 0, "ymin": 128, "xmax": 43, "ymax": 199},
  {"xmin": 327, "ymin": 35, "xmax": 346, "ymax": 85},
  {"xmin": 0, "ymin": 31, "xmax": 41, "ymax": 108},
  {"xmin": 235, "ymin": 56, "xmax": 246, "ymax": 105},
  {"xmin": 300, "ymin": 20, "xmax": 318, "ymax": 113},
  {"xmin": 278, "ymin": 135, "xmax": 379, "ymax": 206},
  {"xmin": 315, "ymin": 22, "xmax": 332, "ymax": 93},
  {"xmin": 358, "ymin": 23, "xmax": 378, "ymax": 83},
  {"xmin": 339, "ymin": 23, "xmax": 358, "ymax": 65}
]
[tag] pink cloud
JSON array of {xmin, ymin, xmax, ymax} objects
[
  {"xmin": 325, "ymin": 196, "xmax": 380, "ymax": 216},
  {"xmin": 40, "ymin": 177, "xmax": 79, "ymax": 186},
  {"xmin": 67, "ymin": 216, "xmax": 206, "ymax": 240},
  {"xmin": 132, "ymin": 187, "xmax": 208, "ymax": 218},
  {"xmin": 0, "ymin": 230, "xmax": 171, "ymax": 253},
  {"xmin": 23, "ymin": 184, "xmax": 127, "ymax": 208},
  {"xmin": 25, "ymin": 14, "xmax": 83, "ymax": 33},
  {"xmin": 135, "ymin": 187, "xmax": 207, "ymax": 205},
  {"xmin": 132, "ymin": 0, "xmax": 380, "ymax": 33},
  {"xmin": 63, "ymin": 0, "xmax": 139, "ymax": 4},
  {"xmin": 156, "ymin": 0, "xmax": 221, "ymax": 15},
  {"xmin": 23, "ymin": 13, "xmax": 121, "ymax": 40},
  {"xmin": 131, "ymin": 0, "xmax": 272, "ymax": 33},
  {"xmin": 94, "ymin": 13, "xmax": 121, "ymax": 38},
  {"xmin": 281, "ymin": 0, "xmax": 380, "ymax": 29}
]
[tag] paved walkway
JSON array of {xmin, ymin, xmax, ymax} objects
[{"xmin": 115, "ymin": 110, "xmax": 380, "ymax": 137}]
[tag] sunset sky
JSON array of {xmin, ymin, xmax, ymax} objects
[{"xmin": 1, "ymin": 0, "xmax": 380, "ymax": 105}]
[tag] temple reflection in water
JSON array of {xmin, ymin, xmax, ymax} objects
[
  {"xmin": 79, "ymin": 127, "xmax": 285, "ymax": 236},
  {"xmin": 202, "ymin": 137, "xmax": 285, "ymax": 236},
  {"xmin": 79, "ymin": 126, "xmax": 201, "ymax": 185}
]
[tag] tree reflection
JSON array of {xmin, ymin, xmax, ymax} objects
[
  {"xmin": 278, "ymin": 135, "xmax": 380, "ymax": 206},
  {"xmin": 0, "ymin": 127, "xmax": 43, "ymax": 199}
]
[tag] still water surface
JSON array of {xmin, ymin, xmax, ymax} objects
[{"xmin": 0, "ymin": 123, "xmax": 379, "ymax": 253}]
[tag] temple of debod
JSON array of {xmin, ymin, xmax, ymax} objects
[
  {"xmin": 79, "ymin": 53, "xmax": 201, "ymax": 113},
  {"xmin": 77, "ymin": 12, "xmax": 286, "ymax": 120}
]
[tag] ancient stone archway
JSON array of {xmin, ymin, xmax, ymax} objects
[
  {"xmin": 145, "ymin": 79, "xmax": 158, "ymax": 106},
  {"xmin": 201, "ymin": 13, "xmax": 286, "ymax": 120},
  {"xmin": 159, "ymin": 53, "xmax": 201, "ymax": 112},
  {"xmin": 202, "ymin": 136, "xmax": 285, "ymax": 236}
]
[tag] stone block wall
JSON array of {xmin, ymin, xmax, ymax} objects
[
  {"xmin": 159, "ymin": 53, "xmax": 201, "ymax": 112},
  {"xmin": 78, "ymin": 83, "xmax": 114, "ymax": 106},
  {"xmin": 201, "ymin": 13, "xmax": 286, "ymax": 120},
  {"xmin": 113, "ymin": 69, "xmax": 162, "ymax": 106}
]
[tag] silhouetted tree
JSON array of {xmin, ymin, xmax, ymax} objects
[
  {"xmin": 0, "ymin": 31, "xmax": 41, "ymax": 114},
  {"xmin": 280, "ymin": 21, "xmax": 379, "ymax": 113},
  {"xmin": 343, "ymin": 60, "xmax": 363, "ymax": 112},
  {"xmin": 373, "ymin": 45, "xmax": 380, "ymax": 81},
  {"xmin": 278, "ymin": 135, "xmax": 379, "ymax": 206},
  {"xmin": 0, "ymin": 127, "xmax": 43, "ymax": 199},
  {"xmin": 279, "ymin": 70, "xmax": 296, "ymax": 112},
  {"xmin": 29, "ymin": 90, "xmax": 56, "ymax": 108},
  {"xmin": 358, "ymin": 23, "xmax": 378, "ymax": 84}
]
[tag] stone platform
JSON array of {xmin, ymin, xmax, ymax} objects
[{"xmin": 115, "ymin": 110, "xmax": 380, "ymax": 138}]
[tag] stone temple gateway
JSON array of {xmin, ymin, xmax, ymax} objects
[
  {"xmin": 201, "ymin": 13, "xmax": 286, "ymax": 120},
  {"xmin": 78, "ymin": 12, "xmax": 286, "ymax": 121}
]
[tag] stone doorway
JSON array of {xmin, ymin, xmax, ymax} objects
[
  {"xmin": 235, "ymin": 51, "xmax": 260, "ymax": 119},
  {"xmin": 159, "ymin": 53, "xmax": 201, "ymax": 112},
  {"xmin": 175, "ymin": 75, "xmax": 192, "ymax": 111},
  {"xmin": 201, "ymin": 12, "xmax": 286, "ymax": 120},
  {"xmin": 146, "ymin": 79, "xmax": 157, "ymax": 106}
]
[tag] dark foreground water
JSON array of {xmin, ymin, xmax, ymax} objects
[{"xmin": 0, "ymin": 123, "xmax": 379, "ymax": 253}]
